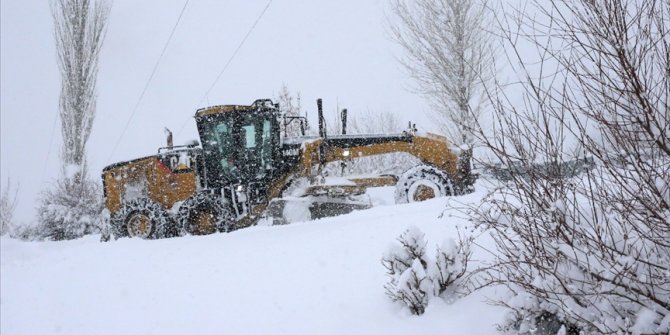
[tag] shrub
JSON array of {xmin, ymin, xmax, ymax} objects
[
  {"xmin": 37, "ymin": 171, "xmax": 103, "ymax": 240},
  {"xmin": 382, "ymin": 226, "xmax": 470, "ymax": 315}
]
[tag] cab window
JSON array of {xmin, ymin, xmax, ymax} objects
[{"xmin": 242, "ymin": 124, "xmax": 256, "ymax": 148}]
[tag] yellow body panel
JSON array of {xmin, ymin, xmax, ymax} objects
[
  {"xmin": 195, "ymin": 105, "xmax": 249, "ymax": 117},
  {"xmin": 317, "ymin": 135, "xmax": 459, "ymax": 180},
  {"xmin": 103, "ymin": 157, "xmax": 197, "ymax": 216}
]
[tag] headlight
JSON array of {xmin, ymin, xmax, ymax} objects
[{"xmin": 235, "ymin": 185, "xmax": 247, "ymax": 202}]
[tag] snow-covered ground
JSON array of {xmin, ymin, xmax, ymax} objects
[{"xmin": 1, "ymin": 185, "xmax": 505, "ymax": 335}]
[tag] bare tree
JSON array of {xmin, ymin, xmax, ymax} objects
[
  {"xmin": 0, "ymin": 178, "xmax": 19, "ymax": 236},
  {"xmin": 38, "ymin": 0, "xmax": 110, "ymax": 240},
  {"xmin": 52, "ymin": 0, "xmax": 110, "ymax": 174},
  {"xmin": 389, "ymin": 0, "xmax": 494, "ymax": 149},
  {"xmin": 468, "ymin": 1, "xmax": 669, "ymax": 333},
  {"xmin": 275, "ymin": 84, "xmax": 305, "ymax": 138}
]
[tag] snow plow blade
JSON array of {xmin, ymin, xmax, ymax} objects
[{"xmin": 267, "ymin": 194, "xmax": 372, "ymax": 225}]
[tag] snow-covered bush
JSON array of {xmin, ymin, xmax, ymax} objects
[
  {"xmin": 6, "ymin": 223, "xmax": 44, "ymax": 241},
  {"xmin": 498, "ymin": 292, "xmax": 580, "ymax": 335},
  {"xmin": 383, "ymin": 227, "xmax": 431, "ymax": 315},
  {"xmin": 382, "ymin": 226, "xmax": 470, "ymax": 315},
  {"xmin": 433, "ymin": 238, "xmax": 469, "ymax": 296},
  {"xmin": 476, "ymin": 167, "xmax": 670, "ymax": 334},
  {"xmin": 37, "ymin": 170, "xmax": 103, "ymax": 241}
]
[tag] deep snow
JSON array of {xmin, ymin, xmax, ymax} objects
[{"xmin": 1, "ymin": 185, "xmax": 504, "ymax": 335}]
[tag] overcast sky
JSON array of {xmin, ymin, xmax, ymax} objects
[{"xmin": 1, "ymin": 0, "xmax": 438, "ymax": 223}]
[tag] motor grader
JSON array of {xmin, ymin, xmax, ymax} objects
[{"xmin": 102, "ymin": 99, "xmax": 465, "ymax": 239}]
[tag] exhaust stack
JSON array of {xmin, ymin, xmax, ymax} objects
[
  {"xmin": 317, "ymin": 98, "xmax": 325, "ymax": 138},
  {"xmin": 341, "ymin": 108, "xmax": 347, "ymax": 135},
  {"xmin": 164, "ymin": 127, "xmax": 173, "ymax": 148}
]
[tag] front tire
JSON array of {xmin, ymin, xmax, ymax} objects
[
  {"xmin": 177, "ymin": 192, "xmax": 235, "ymax": 235},
  {"xmin": 394, "ymin": 165, "xmax": 454, "ymax": 204},
  {"xmin": 111, "ymin": 198, "xmax": 171, "ymax": 239}
]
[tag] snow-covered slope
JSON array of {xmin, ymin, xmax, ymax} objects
[{"xmin": 1, "ymin": 186, "xmax": 504, "ymax": 335}]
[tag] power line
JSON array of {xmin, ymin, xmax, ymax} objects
[
  {"xmin": 197, "ymin": 0, "xmax": 274, "ymax": 107},
  {"xmin": 107, "ymin": 0, "xmax": 191, "ymax": 163},
  {"xmin": 42, "ymin": 109, "xmax": 60, "ymax": 180},
  {"xmin": 176, "ymin": 0, "xmax": 274, "ymax": 137}
]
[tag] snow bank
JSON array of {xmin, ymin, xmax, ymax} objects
[{"xmin": 1, "ymin": 187, "xmax": 503, "ymax": 335}]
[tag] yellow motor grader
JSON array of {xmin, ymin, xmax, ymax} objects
[{"xmin": 101, "ymin": 99, "xmax": 466, "ymax": 239}]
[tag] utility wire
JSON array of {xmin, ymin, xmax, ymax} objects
[
  {"xmin": 42, "ymin": 109, "xmax": 60, "ymax": 180},
  {"xmin": 107, "ymin": 0, "xmax": 190, "ymax": 163},
  {"xmin": 176, "ymin": 0, "xmax": 274, "ymax": 137}
]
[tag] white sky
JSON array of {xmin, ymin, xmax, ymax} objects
[{"xmin": 1, "ymin": 0, "xmax": 435, "ymax": 223}]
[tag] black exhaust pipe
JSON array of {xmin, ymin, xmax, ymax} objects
[
  {"xmin": 317, "ymin": 98, "xmax": 325, "ymax": 138},
  {"xmin": 341, "ymin": 108, "xmax": 347, "ymax": 135}
]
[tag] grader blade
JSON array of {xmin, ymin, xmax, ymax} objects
[{"xmin": 267, "ymin": 194, "xmax": 372, "ymax": 225}]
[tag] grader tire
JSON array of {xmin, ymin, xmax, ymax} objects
[
  {"xmin": 177, "ymin": 193, "xmax": 235, "ymax": 235},
  {"xmin": 111, "ymin": 198, "xmax": 171, "ymax": 239},
  {"xmin": 394, "ymin": 165, "xmax": 454, "ymax": 204}
]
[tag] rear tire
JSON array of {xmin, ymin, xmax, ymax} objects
[
  {"xmin": 111, "ymin": 198, "xmax": 171, "ymax": 239},
  {"xmin": 177, "ymin": 193, "xmax": 235, "ymax": 235},
  {"xmin": 394, "ymin": 165, "xmax": 454, "ymax": 204}
]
